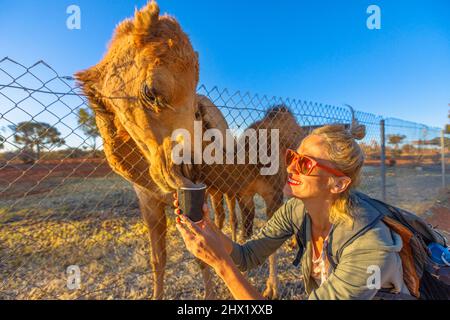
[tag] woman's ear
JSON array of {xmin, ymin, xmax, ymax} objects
[{"xmin": 330, "ymin": 176, "xmax": 352, "ymax": 195}]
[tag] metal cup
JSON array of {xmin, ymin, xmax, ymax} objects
[{"xmin": 177, "ymin": 184, "xmax": 207, "ymax": 223}]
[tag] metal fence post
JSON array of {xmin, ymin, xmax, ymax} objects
[
  {"xmin": 380, "ymin": 119, "xmax": 386, "ymax": 201},
  {"xmin": 344, "ymin": 104, "xmax": 356, "ymax": 125},
  {"xmin": 442, "ymin": 130, "xmax": 446, "ymax": 188}
]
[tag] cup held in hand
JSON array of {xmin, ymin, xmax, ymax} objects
[{"xmin": 177, "ymin": 184, "xmax": 207, "ymax": 223}]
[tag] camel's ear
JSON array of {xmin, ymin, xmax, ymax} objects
[
  {"xmin": 75, "ymin": 66, "xmax": 111, "ymax": 116},
  {"xmin": 114, "ymin": 19, "xmax": 134, "ymax": 38},
  {"xmin": 196, "ymin": 95, "xmax": 229, "ymax": 136},
  {"xmin": 76, "ymin": 68, "xmax": 153, "ymax": 189},
  {"xmin": 75, "ymin": 67, "xmax": 101, "ymax": 98},
  {"xmin": 194, "ymin": 52, "xmax": 200, "ymax": 83},
  {"xmin": 133, "ymin": 0, "xmax": 160, "ymax": 46}
]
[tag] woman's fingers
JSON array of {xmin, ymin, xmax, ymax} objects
[
  {"xmin": 176, "ymin": 218, "xmax": 195, "ymax": 242},
  {"xmin": 179, "ymin": 215, "xmax": 203, "ymax": 236},
  {"xmin": 173, "ymin": 197, "xmax": 180, "ymax": 216},
  {"xmin": 177, "ymin": 215, "xmax": 200, "ymax": 236},
  {"xmin": 202, "ymin": 203, "xmax": 209, "ymax": 217}
]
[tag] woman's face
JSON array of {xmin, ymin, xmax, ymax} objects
[{"xmin": 283, "ymin": 134, "xmax": 342, "ymax": 200}]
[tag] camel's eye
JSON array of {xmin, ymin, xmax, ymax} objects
[
  {"xmin": 140, "ymin": 84, "xmax": 174, "ymax": 113},
  {"xmin": 141, "ymin": 84, "xmax": 158, "ymax": 104}
]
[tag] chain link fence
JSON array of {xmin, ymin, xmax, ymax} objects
[{"xmin": 0, "ymin": 58, "xmax": 448, "ymax": 300}]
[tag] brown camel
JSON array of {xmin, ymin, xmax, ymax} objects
[
  {"xmin": 76, "ymin": 1, "xmax": 304, "ymax": 299},
  {"xmin": 197, "ymin": 104, "xmax": 305, "ymax": 298}
]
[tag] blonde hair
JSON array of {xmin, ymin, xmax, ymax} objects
[{"xmin": 310, "ymin": 122, "xmax": 366, "ymax": 225}]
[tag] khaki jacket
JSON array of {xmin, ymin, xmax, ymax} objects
[{"xmin": 230, "ymin": 192, "xmax": 412, "ymax": 300}]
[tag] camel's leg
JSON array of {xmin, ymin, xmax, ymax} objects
[
  {"xmin": 264, "ymin": 253, "xmax": 280, "ymax": 300},
  {"xmin": 237, "ymin": 195, "xmax": 255, "ymax": 241},
  {"xmin": 224, "ymin": 194, "xmax": 238, "ymax": 242},
  {"xmin": 148, "ymin": 215, "xmax": 167, "ymax": 300},
  {"xmin": 261, "ymin": 191, "xmax": 284, "ymax": 300},
  {"xmin": 136, "ymin": 187, "xmax": 167, "ymax": 300},
  {"xmin": 209, "ymin": 189, "xmax": 225, "ymax": 230}
]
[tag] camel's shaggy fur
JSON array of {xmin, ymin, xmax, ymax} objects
[
  {"xmin": 76, "ymin": 1, "xmax": 305, "ymax": 300},
  {"xmin": 76, "ymin": 0, "xmax": 199, "ymax": 193}
]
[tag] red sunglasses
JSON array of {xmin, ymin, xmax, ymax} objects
[{"xmin": 285, "ymin": 149, "xmax": 346, "ymax": 177}]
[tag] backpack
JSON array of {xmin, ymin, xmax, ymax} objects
[{"xmin": 332, "ymin": 192, "xmax": 450, "ymax": 300}]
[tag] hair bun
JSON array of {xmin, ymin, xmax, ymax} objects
[{"xmin": 350, "ymin": 122, "xmax": 366, "ymax": 140}]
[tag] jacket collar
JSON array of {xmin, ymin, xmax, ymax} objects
[
  {"xmin": 327, "ymin": 191, "xmax": 385, "ymax": 259},
  {"xmin": 297, "ymin": 191, "xmax": 385, "ymax": 292}
]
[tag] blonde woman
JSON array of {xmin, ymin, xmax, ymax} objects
[{"xmin": 174, "ymin": 124, "xmax": 412, "ymax": 300}]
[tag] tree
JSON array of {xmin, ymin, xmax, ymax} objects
[
  {"xmin": 388, "ymin": 134, "xmax": 406, "ymax": 150},
  {"xmin": 77, "ymin": 108, "xmax": 99, "ymax": 154},
  {"xmin": 8, "ymin": 122, "xmax": 65, "ymax": 163},
  {"xmin": 0, "ymin": 126, "xmax": 6, "ymax": 150},
  {"xmin": 426, "ymin": 137, "xmax": 450, "ymax": 148},
  {"xmin": 401, "ymin": 144, "xmax": 415, "ymax": 155},
  {"xmin": 387, "ymin": 134, "xmax": 406, "ymax": 161},
  {"xmin": 446, "ymin": 105, "xmax": 450, "ymax": 134},
  {"xmin": 370, "ymin": 139, "xmax": 380, "ymax": 152},
  {"xmin": 413, "ymin": 137, "xmax": 450, "ymax": 149}
]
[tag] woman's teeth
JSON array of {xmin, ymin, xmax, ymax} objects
[{"xmin": 288, "ymin": 177, "xmax": 301, "ymax": 186}]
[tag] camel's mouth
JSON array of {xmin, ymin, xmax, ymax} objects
[
  {"xmin": 180, "ymin": 162, "xmax": 196, "ymax": 184},
  {"xmin": 149, "ymin": 141, "xmax": 199, "ymax": 193}
]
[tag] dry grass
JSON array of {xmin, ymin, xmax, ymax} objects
[
  {"xmin": 0, "ymin": 174, "xmax": 304, "ymax": 300},
  {"xmin": 0, "ymin": 164, "xmax": 447, "ymax": 300}
]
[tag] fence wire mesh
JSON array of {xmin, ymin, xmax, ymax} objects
[{"xmin": 0, "ymin": 58, "xmax": 448, "ymax": 300}]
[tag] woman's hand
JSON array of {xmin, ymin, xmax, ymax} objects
[
  {"xmin": 173, "ymin": 194, "xmax": 231, "ymax": 270},
  {"xmin": 173, "ymin": 194, "xmax": 265, "ymax": 300}
]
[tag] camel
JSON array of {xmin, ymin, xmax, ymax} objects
[
  {"xmin": 76, "ymin": 1, "xmax": 304, "ymax": 299},
  {"xmin": 197, "ymin": 104, "xmax": 305, "ymax": 298}
]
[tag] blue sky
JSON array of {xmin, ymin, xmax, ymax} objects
[{"xmin": 0, "ymin": 0, "xmax": 449, "ymax": 131}]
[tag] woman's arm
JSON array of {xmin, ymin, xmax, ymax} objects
[
  {"xmin": 227, "ymin": 199, "xmax": 300, "ymax": 272},
  {"xmin": 174, "ymin": 195, "xmax": 302, "ymax": 299},
  {"xmin": 174, "ymin": 196, "xmax": 300, "ymax": 272},
  {"xmin": 173, "ymin": 195, "xmax": 234, "ymax": 254},
  {"xmin": 175, "ymin": 214, "xmax": 264, "ymax": 299}
]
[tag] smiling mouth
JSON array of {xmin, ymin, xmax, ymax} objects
[{"xmin": 288, "ymin": 176, "xmax": 302, "ymax": 186}]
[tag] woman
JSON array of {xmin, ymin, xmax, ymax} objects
[{"xmin": 174, "ymin": 124, "xmax": 412, "ymax": 300}]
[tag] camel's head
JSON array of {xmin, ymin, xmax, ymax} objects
[{"xmin": 76, "ymin": 1, "xmax": 201, "ymax": 192}]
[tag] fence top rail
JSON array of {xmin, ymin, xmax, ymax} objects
[{"xmin": 0, "ymin": 57, "xmax": 442, "ymax": 133}]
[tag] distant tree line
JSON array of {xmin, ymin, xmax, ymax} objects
[
  {"xmin": 359, "ymin": 133, "xmax": 446, "ymax": 166},
  {"xmin": 0, "ymin": 107, "xmax": 102, "ymax": 164},
  {"xmin": 77, "ymin": 107, "xmax": 100, "ymax": 153}
]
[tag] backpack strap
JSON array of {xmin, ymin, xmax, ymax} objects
[{"xmin": 358, "ymin": 193, "xmax": 448, "ymax": 247}]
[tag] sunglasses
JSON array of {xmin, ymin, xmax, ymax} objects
[{"xmin": 285, "ymin": 149, "xmax": 346, "ymax": 177}]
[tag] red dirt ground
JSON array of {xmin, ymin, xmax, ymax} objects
[
  {"xmin": 0, "ymin": 158, "xmax": 113, "ymax": 199},
  {"xmin": 424, "ymin": 189, "xmax": 450, "ymax": 235},
  {"xmin": 1, "ymin": 159, "xmax": 449, "ymax": 236}
]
